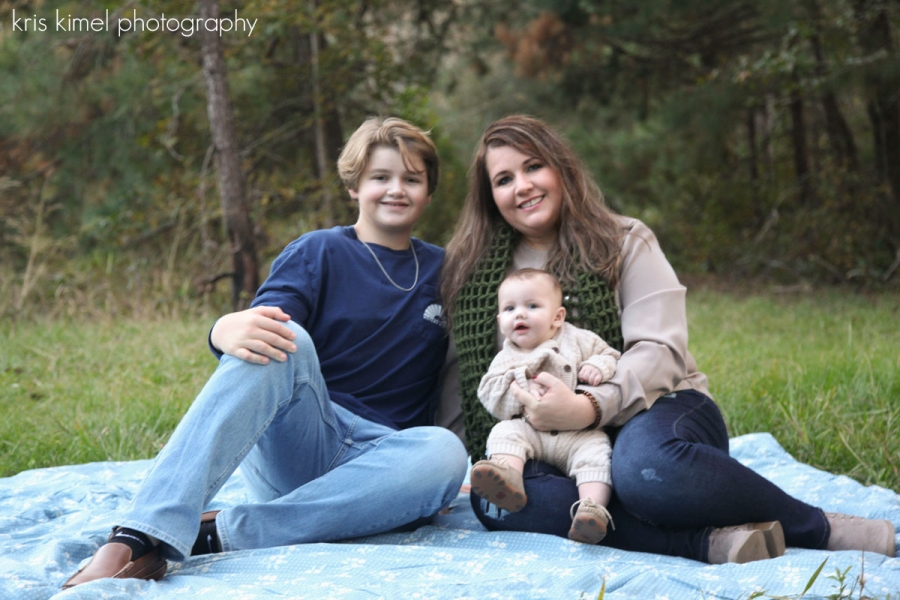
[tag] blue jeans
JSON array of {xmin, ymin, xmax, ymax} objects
[
  {"xmin": 472, "ymin": 390, "xmax": 828, "ymax": 561},
  {"xmin": 120, "ymin": 321, "xmax": 468, "ymax": 560}
]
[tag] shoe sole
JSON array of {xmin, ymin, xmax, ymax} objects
[
  {"xmin": 568, "ymin": 512, "xmax": 608, "ymax": 545},
  {"xmin": 754, "ymin": 521, "xmax": 786, "ymax": 558},
  {"xmin": 731, "ymin": 530, "xmax": 769, "ymax": 564},
  {"xmin": 470, "ymin": 463, "xmax": 527, "ymax": 512}
]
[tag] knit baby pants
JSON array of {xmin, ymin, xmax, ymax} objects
[{"xmin": 486, "ymin": 419, "xmax": 612, "ymax": 486}]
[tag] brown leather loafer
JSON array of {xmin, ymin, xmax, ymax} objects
[{"xmin": 62, "ymin": 539, "xmax": 167, "ymax": 589}]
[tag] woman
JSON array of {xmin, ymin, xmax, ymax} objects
[{"xmin": 441, "ymin": 115, "xmax": 895, "ymax": 563}]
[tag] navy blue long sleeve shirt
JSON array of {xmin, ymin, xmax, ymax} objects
[{"xmin": 243, "ymin": 226, "xmax": 448, "ymax": 430}]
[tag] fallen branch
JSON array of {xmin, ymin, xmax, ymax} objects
[
  {"xmin": 882, "ymin": 247, "xmax": 900, "ymax": 282},
  {"xmin": 808, "ymin": 254, "xmax": 845, "ymax": 281}
]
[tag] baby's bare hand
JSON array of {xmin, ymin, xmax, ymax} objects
[
  {"xmin": 578, "ymin": 364, "xmax": 604, "ymax": 386},
  {"xmin": 528, "ymin": 381, "xmax": 548, "ymax": 399}
]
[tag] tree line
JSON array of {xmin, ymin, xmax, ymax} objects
[{"xmin": 1, "ymin": 0, "xmax": 898, "ymax": 318}]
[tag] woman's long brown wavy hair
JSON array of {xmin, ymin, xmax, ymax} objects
[{"xmin": 442, "ymin": 115, "xmax": 624, "ymax": 318}]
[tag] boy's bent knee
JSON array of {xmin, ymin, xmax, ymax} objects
[
  {"xmin": 285, "ymin": 321, "xmax": 315, "ymax": 355},
  {"xmin": 277, "ymin": 321, "xmax": 322, "ymax": 379}
]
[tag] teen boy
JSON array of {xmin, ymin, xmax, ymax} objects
[{"xmin": 64, "ymin": 117, "xmax": 467, "ymax": 588}]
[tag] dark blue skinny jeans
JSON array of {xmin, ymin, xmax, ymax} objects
[{"xmin": 471, "ymin": 389, "xmax": 829, "ymax": 561}]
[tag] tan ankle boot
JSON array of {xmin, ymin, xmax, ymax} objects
[
  {"xmin": 825, "ymin": 512, "xmax": 895, "ymax": 557},
  {"xmin": 707, "ymin": 528, "xmax": 770, "ymax": 564},
  {"xmin": 713, "ymin": 521, "xmax": 785, "ymax": 558}
]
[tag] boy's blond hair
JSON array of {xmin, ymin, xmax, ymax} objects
[{"xmin": 337, "ymin": 117, "xmax": 440, "ymax": 195}]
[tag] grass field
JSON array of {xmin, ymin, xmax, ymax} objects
[
  {"xmin": 1, "ymin": 287, "xmax": 898, "ymax": 493},
  {"xmin": 688, "ymin": 287, "xmax": 899, "ymax": 491},
  {"xmin": 0, "ymin": 317, "xmax": 214, "ymax": 474}
]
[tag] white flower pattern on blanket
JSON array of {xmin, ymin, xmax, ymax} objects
[{"xmin": 0, "ymin": 434, "xmax": 898, "ymax": 599}]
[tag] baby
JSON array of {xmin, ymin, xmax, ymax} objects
[{"xmin": 472, "ymin": 268, "xmax": 620, "ymax": 544}]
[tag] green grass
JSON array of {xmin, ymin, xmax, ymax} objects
[
  {"xmin": 687, "ymin": 288, "xmax": 900, "ymax": 491},
  {"xmin": 0, "ymin": 316, "xmax": 216, "ymax": 475},
  {"xmin": 1, "ymin": 289, "xmax": 898, "ymax": 494}
]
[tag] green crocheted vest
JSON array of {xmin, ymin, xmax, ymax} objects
[{"xmin": 452, "ymin": 225, "xmax": 622, "ymax": 459}]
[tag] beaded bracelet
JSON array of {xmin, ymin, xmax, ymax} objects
[{"xmin": 576, "ymin": 389, "xmax": 602, "ymax": 430}]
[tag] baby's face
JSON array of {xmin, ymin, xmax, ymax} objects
[{"xmin": 497, "ymin": 277, "xmax": 564, "ymax": 349}]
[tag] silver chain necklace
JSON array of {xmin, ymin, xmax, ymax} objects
[{"xmin": 360, "ymin": 240, "xmax": 419, "ymax": 292}]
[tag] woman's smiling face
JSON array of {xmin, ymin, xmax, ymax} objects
[{"xmin": 485, "ymin": 145, "xmax": 563, "ymax": 250}]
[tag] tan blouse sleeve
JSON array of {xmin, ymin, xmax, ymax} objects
[{"xmin": 580, "ymin": 218, "xmax": 697, "ymax": 428}]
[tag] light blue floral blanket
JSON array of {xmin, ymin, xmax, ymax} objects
[{"xmin": 2, "ymin": 433, "xmax": 898, "ymax": 599}]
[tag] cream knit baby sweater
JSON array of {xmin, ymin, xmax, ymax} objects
[{"xmin": 478, "ymin": 322, "xmax": 620, "ymax": 420}]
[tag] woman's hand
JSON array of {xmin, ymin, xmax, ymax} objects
[
  {"xmin": 511, "ymin": 372, "xmax": 595, "ymax": 431},
  {"xmin": 210, "ymin": 306, "xmax": 297, "ymax": 365}
]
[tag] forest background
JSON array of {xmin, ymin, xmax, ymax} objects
[{"xmin": 2, "ymin": 0, "xmax": 900, "ymax": 320}]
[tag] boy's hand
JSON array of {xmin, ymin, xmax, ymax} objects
[
  {"xmin": 578, "ymin": 364, "xmax": 604, "ymax": 386},
  {"xmin": 210, "ymin": 306, "xmax": 297, "ymax": 365}
]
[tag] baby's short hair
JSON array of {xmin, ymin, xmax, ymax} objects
[
  {"xmin": 501, "ymin": 268, "xmax": 563, "ymax": 304},
  {"xmin": 337, "ymin": 117, "xmax": 440, "ymax": 195}
]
